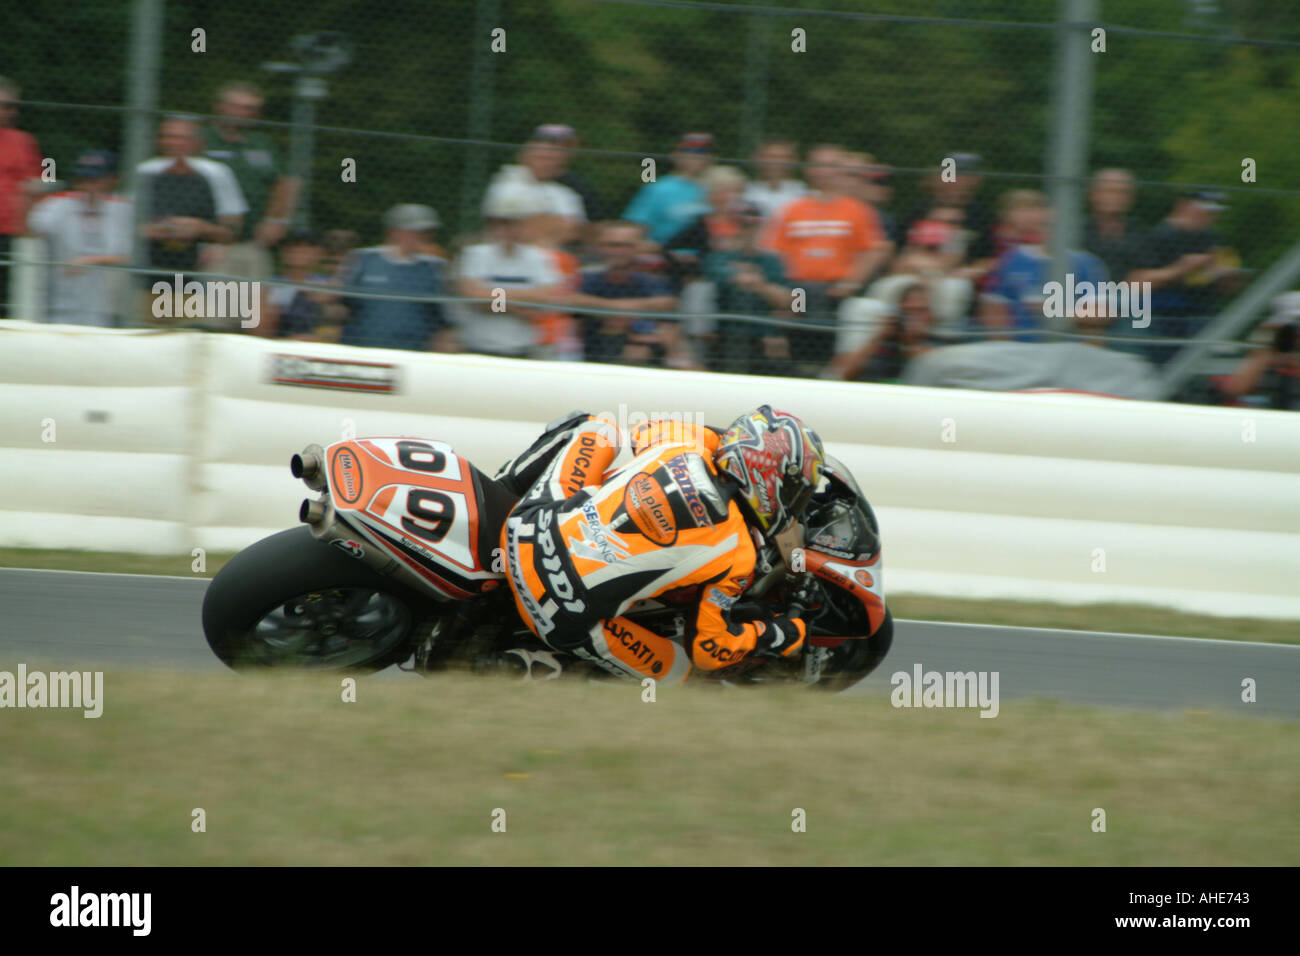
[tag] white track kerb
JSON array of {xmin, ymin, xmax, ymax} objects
[{"xmin": 2, "ymin": 321, "xmax": 1298, "ymax": 619}]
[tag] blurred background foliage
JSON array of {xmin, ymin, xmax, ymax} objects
[{"xmin": 4, "ymin": 0, "xmax": 1298, "ymax": 261}]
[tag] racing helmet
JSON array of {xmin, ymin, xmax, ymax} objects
[{"xmin": 715, "ymin": 405, "xmax": 826, "ymax": 537}]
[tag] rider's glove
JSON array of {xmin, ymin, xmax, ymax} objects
[{"xmin": 754, "ymin": 614, "xmax": 806, "ymax": 660}]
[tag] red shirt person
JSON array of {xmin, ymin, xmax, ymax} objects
[{"xmin": 0, "ymin": 77, "xmax": 44, "ymax": 315}]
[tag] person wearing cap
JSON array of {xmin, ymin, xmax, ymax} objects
[
  {"xmin": 202, "ymin": 80, "xmax": 300, "ymax": 284},
  {"xmin": 1129, "ymin": 189, "xmax": 1240, "ymax": 364},
  {"xmin": 337, "ymin": 203, "xmax": 452, "ymax": 352},
  {"xmin": 532, "ymin": 123, "xmax": 605, "ymax": 223},
  {"xmin": 453, "ymin": 187, "xmax": 566, "ymax": 359},
  {"xmin": 622, "ymin": 133, "xmax": 715, "ymax": 246},
  {"xmin": 0, "ymin": 76, "xmax": 43, "ymax": 317},
  {"xmin": 27, "ymin": 149, "xmax": 133, "ymax": 326}
]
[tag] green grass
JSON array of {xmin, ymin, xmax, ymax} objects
[
  {"xmin": 2, "ymin": 547, "xmax": 1297, "ymax": 645},
  {"xmin": 0, "ymin": 669, "xmax": 1295, "ymax": 865}
]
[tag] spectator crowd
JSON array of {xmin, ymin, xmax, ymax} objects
[{"xmin": 2, "ymin": 75, "xmax": 1295, "ymax": 410}]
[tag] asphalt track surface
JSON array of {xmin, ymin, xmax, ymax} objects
[{"xmin": 1, "ymin": 568, "xmax": 1296, "ymax": 719}]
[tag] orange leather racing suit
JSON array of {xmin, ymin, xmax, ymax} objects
[{"xmin": 499, "ymin": 416, "xmax": 806, "ymax": 682}]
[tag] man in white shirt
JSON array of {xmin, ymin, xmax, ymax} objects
[
  {"xmin": 455, "ymin": 188, "xmax": 565, "ymax": 358},
  {"xmin": 743, "ymin": 138, "xmax": 807, "ymax": 224},
  {"xmin": 134, "ymin": 114, "xmax": 247, "ymax": 326},
  {"xmin": 27, "ymin": 149, "xmax": 134, "ymax": 326}
]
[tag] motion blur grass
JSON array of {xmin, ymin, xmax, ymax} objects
[
  {"xmin": 0, "ymin": 548, "xmax": 231, "ymax": 578},
  {"xmin": 1, "ymin": 668, "xmax": 1296, "ymax": 865},
  {"xmin": 2, "ymin": 547, "xmax": 1297, "ymax": 645},
  {"xmin": 888, "ymin": 595, "xmax": 1300, "ymax": 646}
]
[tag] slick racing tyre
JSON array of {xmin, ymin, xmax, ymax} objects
[{"xmin": 202, "ymin": 527, "xmax": 426, "ymax": 671}]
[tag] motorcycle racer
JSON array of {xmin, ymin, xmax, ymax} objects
[{"xmin": 495, "ymin": 405, "xmax": 826, "ymax": 681}]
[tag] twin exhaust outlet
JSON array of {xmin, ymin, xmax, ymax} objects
[
  {"xmin": 291, "ymin": 444, "xmax": 328, "ymax": 529},
  {"xmin": 290, "ymin": 443, "xmax": 399, "ymax": 577}
]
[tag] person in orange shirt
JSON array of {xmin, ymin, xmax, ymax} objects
[
  {"xmin": 760, "ymin": 144, "xmax": 889, "ymax": 373},
  {"xmin": 495, "ymin": 407, "xmax": 825, "ymax": 682},
  {"xmin": 523, "ymin": 211, "xmax": 583, "ymax": 360}
]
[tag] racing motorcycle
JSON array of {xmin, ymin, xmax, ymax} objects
[{"xmin": 201, "ymin": 434, "xmax": 894, "ymax": 689}]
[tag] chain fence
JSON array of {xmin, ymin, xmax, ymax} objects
[{"xmin": 3, "ymin": 0, "xmax": 1299, "ymax": 406}]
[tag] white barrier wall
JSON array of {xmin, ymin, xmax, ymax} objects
[
  {"xmin": 3, "ymin": 321, "xmax": 1298, "ymax": 619},
  {"xmin": 0, "ymin": 326, "xmax": 198, "ymax": 553}
]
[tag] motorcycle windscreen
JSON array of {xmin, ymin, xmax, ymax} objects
[
  {"xmin": 803, "ymin": 495, "xmax": 887, "ymax": 635},
  {"xmin": 822, "ymin": 454, "xmax": 866, "ymax": 502}
]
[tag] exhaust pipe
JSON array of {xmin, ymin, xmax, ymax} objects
[
  {"xmin": 300, "ymin": 498, "xmax": 327, "ymax": 526},
  {"xmin": 301, "ymin": 504, "xmax": 400, "ymax": 576},
  {"xmin": 289, "ymin": 452, "xmax": 318, "ymax": 479},
  {"xmin": 291, "ymin": 442, "xmax": 394, "ymax": 578},
  {"xmin": 290, "ymin": 443, "xmax": 327, "ymax": 491}
]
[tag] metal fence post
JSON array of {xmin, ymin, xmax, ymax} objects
[
  {"xmin": 460, "ymin": 0, "xmax": 501, "ymax": 235},
  {"xmin": 289, "ymin": 76, "xmax": 327, "ymax": 229},
  {"xmin": 741, "ymin": 13, "xmax": 770, "ymax": 157},
  {"xmin": 122, "ymin": 0, "xmax": 162, "ymax": 195},
  {"xmin": 1046, "ymin": 0, "xmax": 1097, "ymax": 332},
  {"xmin": 122, "ymin": 0, "xmax": 163, "ymax": 321}
]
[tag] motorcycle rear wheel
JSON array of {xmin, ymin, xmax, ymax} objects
[{"xmin": 202, "ymin": 527, "xmax": 428, "ymax": 671}]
